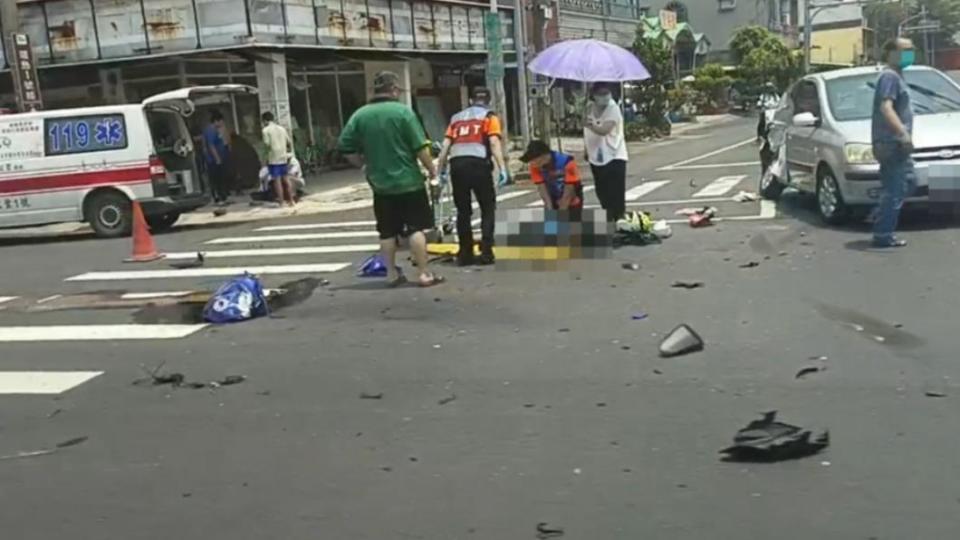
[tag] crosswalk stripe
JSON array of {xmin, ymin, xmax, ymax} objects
[
  {"xmin": 0, "ymin": 296, "xmax": 18, "ymax": 305},
  {"xmin": 255, "ymin": 220, "xmax": 376, "ymax": 232},
  {"xmin": 625, "ymin": 180, "xmax": 671, "ymax": 201},
  {"xmin": 167, "ymin": 244, "xmax": 379, "ymax": 260},
  {"xmin": 65, "ymin": 263, "xmax": 350, "ymax": 281},
  {"xmin": 693, "ymin": 175, "xmax": 747, "ymax": 197},
  {"xmin": 0, "ymin": 371, "xmax": 104, "ymax": 394},
  {"xmin": 206, "ymin": 231, "xmax": 379, "ymax": 244},
  {"xmin": 120, "ymin": 291, "xmax": 194, "ymax": 299},
  {"xmin": 0, "ymin": 325, "xmax": 207, "ymax": 342}
]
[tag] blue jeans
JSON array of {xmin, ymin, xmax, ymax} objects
[{"xmin": 873, "ymin": 143, "xmax": 916, "ymax": 242}]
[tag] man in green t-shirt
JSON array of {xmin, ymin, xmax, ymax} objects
[{"xmin": 338, "ymin": 71, "xmax": 443, "ymax": 287}]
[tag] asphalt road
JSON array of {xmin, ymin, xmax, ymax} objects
[{"xmin": 3, "ymin": 116, "xmax": 960, "ymax": 539}]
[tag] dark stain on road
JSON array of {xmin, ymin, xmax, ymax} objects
[{"xmin": 814, "ymin": 302, "xmax": 924, "ymax": 349}]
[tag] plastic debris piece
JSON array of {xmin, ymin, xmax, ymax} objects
[
  {"xmin": 536, "ymin": 522, "xmax": 565, "ymax": 539},
  {"xmin": 631, "ymin": 312, "xmax": 648, "ymax": 321},
  {"xmin": 659, "ymin": 324, "xmax": 705, "ymax": 358},
  {"xmin": 924, "ymin": 390, "xmax": 947, "ymax": 398},
  {"xmin": 360, "ymin": 392, "xmax": 384, "ymax": 400},
  {"xmin": 170, "ymin": 252, "xmax": 205, "ymax": 269},
  {"xmin": 203, "ymin": 273, "xmax": 269, "ymax": 323},
  {"xmin": 739, "ymin": 261, "xmax": 760, "ymax": 268},
  {"xmin": 357, "ymin": 254, "xmax": 388, "ymax": 277},
  {"xmin": 216, "ymin": 375, "xmax": 247, "ymax": 386},
  {"xmin": 720, "ymin": 411, "xmax": 829, "ymax": 462},
  {"xmin": 732, "ymin": 190, "xmax": 759, "ymax": 202},
  {"xmin": 795, "ymin": 366, "xmax": 824, "ymax": 379},
  {"xmin": 652, "ymin": 220, "xmax": 673, "ymax": 238},
  {"xmin": 621, "ymin": 262, "xmax": 640, "ymax": 271},
  {"xmin": 671, "ymin": 281, "xmax": 704, "ymax": 289},
  {"xmin": 438, "ymin": 394, "xmax": 457, "ymax": 405}
]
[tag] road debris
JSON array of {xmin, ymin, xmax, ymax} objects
[
  {"xmin": 170, "ymin": 252, "xmax": 205, "ymax": 269},
  {"xmin": 659, "ymin": 324, "xmax": 705, "ymax": 358},
  {"xmin": 437, "ymin": 394, "xmax": 458, "ymax": 405},
  {"xmin": 359, "ymin": 392, "xmax": 384, "ymax": 400},
  {"xmin": 924, "ymin": 390, "xmax": 947, "ymax": 398},
  {"xmin": 213, "ymin": 207, "xmax": 228, "ymax": 217},
  {"xmin": 621, "ymin": 262, "xmax": 640, "ymax": 271},
  {"xmin": 0, "ymin": 435, "xmax": 89, "ymax": 461},
  {"xmin": 795, "ymin": 366, "xmax": 825, "ymax": 379},
  {"xmin": 557, "ymin": 328, "xmax": 570, "ymax": 333},
  {"xmin": 134, "ymin": 368, "xmax": 246, "ymax": 390},
  {"xmin": 536, "ymin": 522, "xmax": 565, "ymax": 539},
  {"xmin": 720, "ymin": 411, "xmax": 829, "ymax": 463},
  {"xmin": 739, "ymin": 261, "xmax": 760, "ymax": 268},
  {"xmin": 631, "ymin": 312, "xmax": 648, "ymax": 321},
  {"xmin": 732, "ymin": 190, "xmax": 759, "ymax": 202},
  {"xmin": 671, "ymin": 280, "xmax": 704, "ymax": 289},
  {"xmin": 203, "ymin": 273, "xmax": 268, "ymax": 323}
]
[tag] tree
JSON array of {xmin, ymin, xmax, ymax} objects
[
  {"xmin": 631, "ymin": 33, "xmax": 674, "ymax": 132},
  {"xmin": 865, "ymin": 0, "xmax": 960, "ymax": 58},
  {"xmin": 730, "ymin": 26, "xmax": 802, "ymax": 92},
  {"xmin": 692, "ymin": 63, "xmax": 733, "ymax": 109}
]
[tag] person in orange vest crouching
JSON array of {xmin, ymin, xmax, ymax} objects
[
  {"xmin": 520, "ymin": 140, "xmax": 584, "ymax": 221},
  {"xmin": 436, "ymin": 87, "xmax": 509, "ymax": 266}
]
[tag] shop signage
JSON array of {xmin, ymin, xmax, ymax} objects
[{"xmin": 9, "ymin": 33, "xmax": 43, "ymax": 111}]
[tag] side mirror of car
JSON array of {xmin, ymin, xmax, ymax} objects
[{"xmin": 793, "ymin": 112, "xmax": 820, "ymax": 128}]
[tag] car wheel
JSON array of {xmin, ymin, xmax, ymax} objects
[
  {"xmin": 86, "ymin": 191, "xmax": 132, "ymax": 238},
  {"xmin": 816, "ymin": 166, "xmax": 849, "ymax": 225},
  {"xmin": 146, "ymin": 212, "xmax": 180, "ymax": 233},
  {"xmin": 759, "ymin": 168, "xmax": 785, "ymax": 200}
]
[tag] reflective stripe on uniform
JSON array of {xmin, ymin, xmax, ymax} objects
[{"xmin": 448, "ymin": 106, "xmax": 491, "ymax": 160}]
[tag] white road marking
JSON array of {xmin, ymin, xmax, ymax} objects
[
  {"xmin": 0, "ymin": 371, "xmax": 104, "ymax": 394},
  {"xmin": 661, "ymin": 161, "xmax": 760, "ymax": 171},
  {"xmin": 662, "ymin": 199, "xmax": 778, "ymax": 224},
  {"xmin": 255, "ymin": 220, "xmax": 377, "ymax": 232},
  {"xmin": 0, "ymin": 296, "xmax": 18, "ymax": 305},
  {"xmin": 657, "ymin": 137, "xmax": 756, "ymax": 171},
  {"xmin": 65, "ymin": 263, "xmax": 350, "ymax": 281},
  {"xmin": 693, "ymin": 175, "xmax": 748, "ymax": 198},
  {"xmin": 120, "ymin": 291, "xmax": 194, "ymax": 299},
  {"xmin": 206, "ymin": 231, "xmax": 379, "ymax": 244},
  {"xmin": 167, "ymin": 244, "xmax": 379, "ymax": 260},
  {"xmin": 36, "ymin": 294, "xmax": 62, "ymax": 304},
  {"xmin": 0, "ymin": 325, "xmax": 207, "ymax": 341},
  {"xmin": 494, "ymin": 190, "xmax": 533, "ymax": 203},
  {"xmin": 625, "ymin": 180, "xmax": 671, "ymax": 201}
]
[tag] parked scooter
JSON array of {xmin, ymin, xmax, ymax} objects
[{"xmin": 756, "ymin": 88, "xmax": 787, "ymax": 200}]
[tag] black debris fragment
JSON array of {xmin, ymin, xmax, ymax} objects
[
  {"xmin": 621, "ymin": 262, "xmax": 640, "ymax": 271},
  {"xmin": 720, "ymin": 411, "xmax": 829, "ymax": 463},
  {"xmin": 795, "ymin": 366, "xmax": 825, "ymax": 379},
  {"xmin": 924, "ymin": 390, "xmax": 947, "ymax": 398},
  {"xmin": 170, "ymin": 252, "xmax": 205, "ymax": 269},
  {"xmin": 536, "ymin": 522, "xmax": 565, "ymax": 539},
  {"xmin": 360, "ymin": 392, "xmax": 384, "ymax": 400},
  {"xmin": 256, "ymin": 390, "xmax": 272, "ymax": 396},
  {"xmin": 56, "ymin": 436, "xmax": 89, "ymax": 449},
  {"xmin": 739, "ymin": 261, "xmax": 760, "ymax": 269},
  {"xmin": 213, "ymin": 207, "xmax": 228, "ymax": 217},
  {"xmin": 0, "ymin": 435, "xmax": 89, "ymax": 461},
  {"xmin": 134, "ymin": 369, "xmax": 245, "ymax": 389},
  {"xmin": 671, "ymin": 281, "xmax": 704, "ymax": 289},
  {"xmin": 557, "ymin": 328, "xmax": 570, "ymax": 333},
  {"xmin": 47, "ymin": 408, "xmax": 63, "ymax": 419},
  {"xmin": 438, "ymin": 394, "xmax": 457, "ymax": 405},
  {"xmin": 659, "ymin": 324, "xmax": 705, "ymax": 358}
]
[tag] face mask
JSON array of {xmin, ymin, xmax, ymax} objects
[
  {"xmin": 899, "ymin": 50, "xmax": 915, "ymax": 69},
  {"xmin": 594, "ymin": 95, "xmax": 612, "ymax": 107}
]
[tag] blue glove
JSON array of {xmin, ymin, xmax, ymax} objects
[
  {"xmin": 498, "ymin": 170, "xmax": 510, "ymax": 187},
  {"xmin": 439, "ymin": 171, "xmax": 449, "ymax": 185}
]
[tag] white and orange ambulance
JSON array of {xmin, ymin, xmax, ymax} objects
[{"xmin": 0, "ymin": 84, "xmax": 256, "ymax": 237}]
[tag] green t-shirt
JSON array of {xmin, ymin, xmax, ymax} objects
[{"xmin": 337, "ymin": 99, "xmax": 429, "ymax": 195}]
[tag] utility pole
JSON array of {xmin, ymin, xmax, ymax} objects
[
  {"xmin": 486, "ymin": 0, "xmax": 508, "ymax": 141},
  {"xmin": 514, "ymin": 0, "xmax": 531, "ymax": 146}
]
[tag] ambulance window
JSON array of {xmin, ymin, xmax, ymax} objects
[{"xmin": 44, "ymin": 114, "xmax": 128, "ymax": 156}]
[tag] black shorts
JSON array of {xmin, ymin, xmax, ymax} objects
[{"xmin": 373, "ymin": 189, "xmax": 434, "ymax": 240}]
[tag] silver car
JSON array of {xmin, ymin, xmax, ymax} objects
[{"xmin": 762, "ymin": 65, "xmax": 960, "ymax": 224}]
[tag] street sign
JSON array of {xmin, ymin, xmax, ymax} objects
[
  {"xmin": 484, "ymin": 13, "xmax": 504, "ymax": 80},
  {"xmin": 9, "ymin": 33, "xmax": 42, "ymax": 112}
]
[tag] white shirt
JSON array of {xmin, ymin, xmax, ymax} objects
[
  {"xmin": 584, "ymin": 100, "xmax": 628, "ymax": 166},
  {"xmin": 262, "ymin": 122, "xmax": 292, "ymax": 165}
]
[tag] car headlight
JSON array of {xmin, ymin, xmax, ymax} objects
[{"xmin": 844, "ymin": 143, "xmax": 876, "ymax": 164}]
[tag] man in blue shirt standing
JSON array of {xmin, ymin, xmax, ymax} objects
[
  {"xmin": 203, "ymin": 110, "xmax": 230, "ymax": 205},
  {"xmin": 871, "ymin": 37, "xmax": 916, "ymax": 248}
]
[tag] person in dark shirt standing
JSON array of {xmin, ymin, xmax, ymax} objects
[
  {"xmin": 338, "ymin": 71, "xmax": 444, "ymax": 288},
  {"xmin": 203, "ymin": 110, "xmax": 230, "ymax": 205},
  {"xmin": 871, "ymin": 38, "xmax": 916, "ymax": 248}
]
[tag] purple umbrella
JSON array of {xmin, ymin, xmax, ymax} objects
[{"xmin": 528, "ymin": 39, "xmax": 651, "ymax": 82}]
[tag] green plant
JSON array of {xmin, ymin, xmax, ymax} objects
[
  {"xmin": 691, "ymin": 63, "xmax": 733, "ymax": 109},
  {"xmin": 624, "ymin": 120, "xmax": 670, "ymax": 142},
  {"xmin": 730, "ymin": 26, "xmax": 801, "ymax": 92},
  {"xmin": 631, "ymin": 31, "xmax": 674, "ymax": 132}
]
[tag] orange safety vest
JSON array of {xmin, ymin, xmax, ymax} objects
[{"xmin": 448, "ymin": 106, "xmax": 493, "ymax": 160}]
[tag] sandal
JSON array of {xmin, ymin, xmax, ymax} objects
[
  {"xmin": 418, "ymin": 274, "xmax": 446, "ymax": 288},
  {"xmin": 386, "ymin": 274, "xmax": 408, "ymax": 288}
]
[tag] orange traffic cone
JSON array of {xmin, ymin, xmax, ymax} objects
[{"xmin": 124, "ymin": 201, "xmax": 164, "ymax": 263}]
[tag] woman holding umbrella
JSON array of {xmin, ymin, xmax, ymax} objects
[{"xmin": 584, "ymin": 83, "xmax": 628, "ymax": 222}]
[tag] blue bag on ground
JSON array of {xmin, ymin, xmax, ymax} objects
[
  {"xmin": 203, "ymin": 273, "xmax": 269, "ymax": 323},
  {"xmin": 357, "ymin": 254, "xmax": 388, "ymax": 277}
]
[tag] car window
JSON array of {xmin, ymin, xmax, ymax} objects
[
  {"xmin": 825, "ymin": 69, "xmax": 960, "ymax": 122},
  {"xmin": 793, "ymin": 81, "xmax": 821, "ymax": 117}
]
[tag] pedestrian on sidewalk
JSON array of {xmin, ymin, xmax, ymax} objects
[
  {"xmin": 262, "ymin": 111, "xmax": 297, "ymax": 207},
  {"xmin": 436, "ymin": 87, "xmax": 508, "ymax": 266},
  {"xmin": 203, "ymin": 110, "xmax": 231, "ymax": 205},
  {"xmin": 521, "ymin": 140, "xmax": 584, "ymax": 220},
  {"xmin": 583, "ymin": 83, "xmax": 627, "ymax": 222},
  {"xmin": 871, "ymin": 37, "xmax": 917, "ymax": 249},
  {"xmin": 338, "ymin": 71, "xmax": 444, "ymax": 288}
]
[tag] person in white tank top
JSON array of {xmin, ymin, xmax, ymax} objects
[{"xmin": 583, "ymin": 83, "xmax": 628, "ymax": 222}]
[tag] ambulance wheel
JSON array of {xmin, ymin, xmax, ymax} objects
[
  {"xmin": 86, "ymin": 191, "xmax": 132, "ymax": 238},
  {"xmin": 146, "ymin": 212, "xmax": 180, "ymax": 232}
]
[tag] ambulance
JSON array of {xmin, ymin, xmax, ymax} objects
[{"xmin": 0, "ymin": 85, "xmax": 256, "ymax": 237}]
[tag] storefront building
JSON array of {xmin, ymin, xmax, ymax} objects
[{"xmin": 1, "ymin": 0, "xmax": 517, "ymax": 170}]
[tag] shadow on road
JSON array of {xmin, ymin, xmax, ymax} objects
[{"xmin": 777, "ymin": 189, "xmax": 960, "ymax": 234}]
